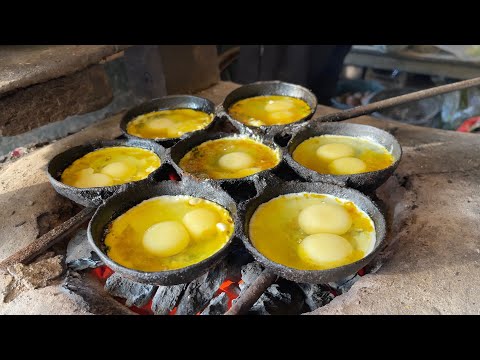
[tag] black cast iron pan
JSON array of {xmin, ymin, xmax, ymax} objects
[
  {"xmin": 47, "ymin": 138, "xmax": 167, "ymax": 207},
  {"xmin": 169, "ymin": 130, "xmax": 283, "ymax": 203},
  {"xmin": 284, "ymin": 122, "xmax": 402, "ymax": 193},
  {"xmin": 87, "ymin": 178, "xmax": 240, "ymax": 285},
  {"xmin": 226, "ymin": 178, "xmax": 387, "ymax": 315},
  {"xmin": 120, "ymin": 95, "xmax": 217, "ymax": 148},
  {"xmin": 217, "ymin": 81, "xmax": 318, "ymax": 142}
]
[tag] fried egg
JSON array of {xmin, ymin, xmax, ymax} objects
[
  {"xmin": 249, "ymin": 192, "xmax": 375, "ymax": 270},
  {"xmin": 104, "ymin": 195, "xmax": 234, "ymax": 272},
  {"xmin": 126, "ymin": 108, "xmax": 213, "ymax": 139},
  {"xmin": 60, "ymin": 146, "xmax": 161, "ymax": 188},
  {"xmin": 292, "ymin": 135, "xmax": 394, "ymax": 175},
  {"xmin": 179, "ymin": 137, "xmax": 280, "ymax": 179},
  {"xmin": 228, "ymin": 95, "xmax": 311, "ymax": 126}
]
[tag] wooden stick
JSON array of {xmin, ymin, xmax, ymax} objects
[
  {"xmin": 224, "ymin": 269, "xmax": 277, "ymax": 315},
  {"xmin": 317, "ymin": 76, "xmax": 480, "ymax": 123},
  {"xmin": 0, "ymin": 206, "xmax": 96, "ymax": 271}
]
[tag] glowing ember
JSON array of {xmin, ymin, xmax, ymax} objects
[{"xmin": 91, "ymin": 265, "xmax": 241, "ymax": 315}]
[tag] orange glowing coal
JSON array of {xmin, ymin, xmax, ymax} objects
[{"xmin": 90, "ymin": 265, "xmax": 241, "ymax": 315}]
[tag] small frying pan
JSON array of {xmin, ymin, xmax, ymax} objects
[
  {"xmin": 284, "ymin": 122, "xmax": 402, "ymax": 193},
  {"xmin": 227, "ymin": 179, "xmax": 386, "ymax": 315},
  {"xmin": 87, "ymin": 178, "xmax": 240, "ymax": 285},
  {"xmin": 120, "ymin": 95, "xmax": 217, "ymax": 148},
  {"xmin": 47, "ymin": 138, "xmax": 167, "ymax": 207},
  {"xmin": 217, "ymin": 80, "xmax": 318, "ymax": 141},
  {"xmin": 169, "ymin": 130, "xmax": 283, "ymax": 203}
]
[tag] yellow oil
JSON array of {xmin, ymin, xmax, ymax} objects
[
  {"xmin": 61, "ymin": 146, "xmax": 160, "ymax": 188},
  {"xmin": 249, "ymin": 193, "xmax": 375, "ymax": 270},
  {"xmin": 179, "ymin": 137, "xmax": 280, "ymax": 179},
  {"xmin": 126, "ymin": 108, "xmax": 213, "ymax": 139},
  {"xmin": 104, "ymin": 196, "xmax": 234, "ymax": 272},
  {"xmin": 292, "ymin": 135, "xmax": 394, "ymax": 175},
  {"xmin": 228, "ymin": 95, "xmax": 311, "ymax": 126}
]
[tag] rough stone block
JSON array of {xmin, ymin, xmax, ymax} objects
[{"xmin": 0, "ymin": 65, "xmax": 113, "ymax": 136}]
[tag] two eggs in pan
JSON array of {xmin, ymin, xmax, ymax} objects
[{"xmin": 59, "ymin": 94, "xmax": 393, "ymax": 273}]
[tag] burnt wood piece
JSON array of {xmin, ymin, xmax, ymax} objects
[
  {"xmin": 63, "ymin": 271, "xmax": 137, "ymax": 315},
  {"xmin": 175, "ymin": 261, "xmax": 229, "ymax": 315},
  {"xmin": 0, "ymin": 207, "xmax": 95, "ymax": 271},
  {"xmin": 65, "ymin": 229, "xmax": 103, "ymax": 271},
  {"xmin": 249, "ymin": 280, "xmax": 305, "ymax": 315},
  {"xmin": 151, "ymin": 284, "xmax": 187, "ymax": 315},
  {"xmin": 104, "ymin": 273, "xmax": 157, "ymax": 308},
  {"xmin": 225, "ymin": 269, "xmax": 277, "ymax": 315},
  {"xmin": 201, "ymin": 292, "xmax": 229, "ymax": 315}
]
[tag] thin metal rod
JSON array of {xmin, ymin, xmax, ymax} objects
[
  {"xmin": 224, "ymin": 269, "xmax": 277, "ymax": 315},
  {"xmin": 317, "ymin": 76, "xmax": 480, "ymax": 123},
  {"xmin": 0, "ymin": 207, "xmax": 95, "ymax": 271}
]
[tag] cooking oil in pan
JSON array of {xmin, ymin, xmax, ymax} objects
[
  {"xmin": 249, "ymin": 192, "xmax": 376, "ymax": 270},
  {"xmin": 104, "ymin": 195, "xmax": 234, "ymax": 272},
  {"xmin": 228, "ymin": 95, "xmax": 311, "ymax": 127},
  {"xmin": 293, "ymin": 135, "xmax": 394, "ymax": 175}
]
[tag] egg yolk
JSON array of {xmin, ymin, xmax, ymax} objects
[
  {"xmin": 218, "ymin": 152, "xmax": 254, "ymax": 171},
  {"xmin": 264, "ymin": 99, "xmax": 295, "ymax": 112},
  {"xmin": 298, "ymin": 203, "xmax": 352, "ymax": 235},
  {"xmin": 298, "ymin": 233, "xmax": 354, "ymax": 265},
  {"xmin": 74, "ymin": 172, "xmax": 114, "ymax": 188},
  {"xmin": 329, "ymin": 157, "xmax": 367, "ymax": 175},
  {"xmin": 179, "ymin": 137, "xmax": 280, "ymax": 180},
  {"xmin": 316, "ymin": 143, "xmax": 355, "ymax": 162},
  {"xmin": 143, "ymin": 221, "xmax": 190, "ymax": 257},
  {"xmin": 182, "ymin": 208, "xmax": 220, "ymax": 240},
  {"xmin": 100, "ymin": 161, "xmax": 137, "ymax": 178}
]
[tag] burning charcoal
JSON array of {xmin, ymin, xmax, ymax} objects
[
  {"xmin": 105, "ymin": 273, "xmax": 157, "ymax": 307},
  {"xmin": 239, "ymin": 261, "xmax": 264, "ymax": 291},
  {"xmin": 297, "ymin": 283, "xmax": 334, "ymax": 312},
  {"xmin": 200, "ymin": 292, "xmax": 228, "ymax": 315},
  {"xmin": 66, "ymin": 229, "xmax": 103, "ymax": 271},
  {"xmin": 249, "ymin": 279, "xmax": 304, "ymax": 315},
  {"xmin": 151, "ymin": 284, "xmax": 186, "ymax": 315},
  {"xmin": 328, "ymin": 273, "xmax": 361, "ymax": 294},
  {"xmin": 176, "ymin": 261, "xmax": 228, "ymax": 315}
]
